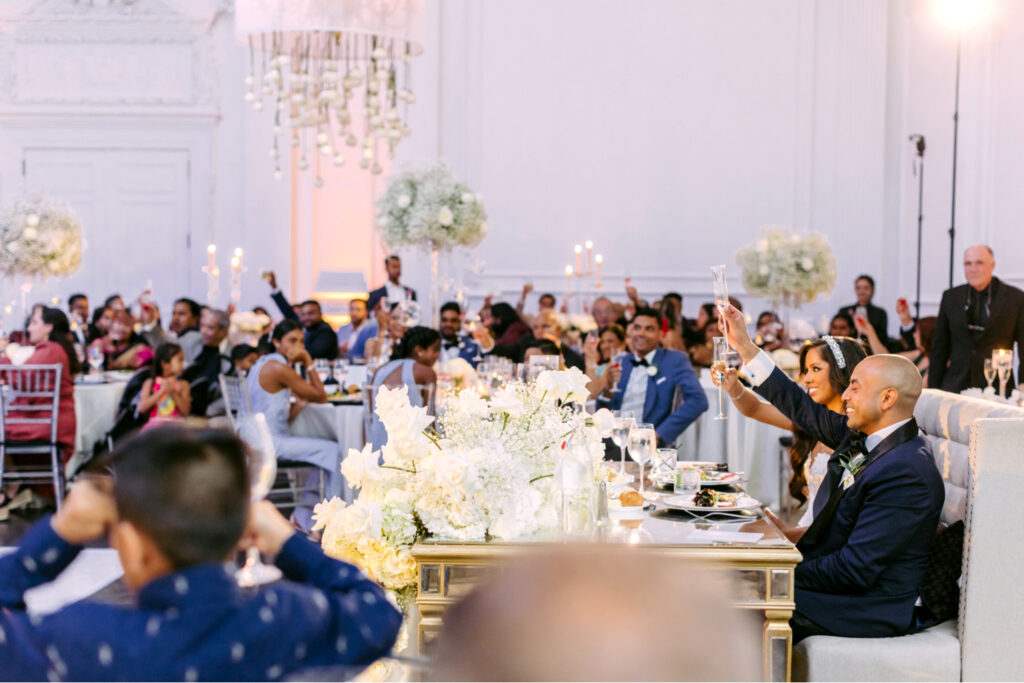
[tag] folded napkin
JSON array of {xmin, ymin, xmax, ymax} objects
[{"xmin": 680, "ymin": 529, "xmax": 763, "ymax": 545}]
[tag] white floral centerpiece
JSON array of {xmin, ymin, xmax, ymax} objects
[
  {"xmin": 313, "ymin": 367, "xmax": 610, "ymax": 605},
  {"xmin": 435, "ymin": 356, "xmax": 477, "ymax": 389},
  {"xmin": 736, "ymin": 226, "xmax": 836, "ymax": 308},
  {"xmin": 375, "ymin": 162, "xmax": 489, "ymax": 251},
  {"xmin": 228, "ymin": 310, "xmax": 272, "ymax": 347},
  {"xmin": 0, "ymin": 196, "xmax": 83, "ymax": 278}
]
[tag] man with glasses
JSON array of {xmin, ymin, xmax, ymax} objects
[{"xmin": 929, "ymin": 245, "xmax": 1024, "ymax": 394}]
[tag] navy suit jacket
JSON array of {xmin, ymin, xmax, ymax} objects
[
  {"xmin": 366, "ymin": 285, "xmax": 416, "ymax": 314},
  {"xmin": 596, "ymin": 348, "xmax": 708, "ymax": 444},
  {"xmin": 755, "ymin": 367, "xmax": 944, "ymax": 637}
]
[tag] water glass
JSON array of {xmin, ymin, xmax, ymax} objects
[
  {"xmin": 611, "ymin": 411, "xmax": 636, "ymax": 476},
  {"xmin": 87, "ymin": 346, "xmax": 104, "ymax": 374},
  {"xmin": 674, "ymin": 466, "xmax": 701, "ymax": 499},
  {"xmin": 652, "ymin": 447, "xmax": 677, "ymax": 476},
  {"xmin": 627, "ymin": 422, "xmax": 656, "ymax": 497}
]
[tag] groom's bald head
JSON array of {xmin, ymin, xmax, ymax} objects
[{"xmin": 842, "ymin": 354, "xmax": 922, "ymax": 432}]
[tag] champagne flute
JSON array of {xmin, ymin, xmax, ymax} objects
[
  {"xmin": 627, "ymin": 422, "xmax": 657, "ymax": 498},
  {"xmin": 712, "ymin": 337, "xmax": 730, "ymax": 420},
  {"xmin": 236, "ymin": 413, "xmax": 283, "ymax": 587},
  {"xmin": 611, "ymin": 411, "xmax": 636, "ymax": 476},
  {"xmin": 711, "ymin": 264, "xmax": 729, "ymax": 335},
  {"xmin": 983, "ymin": 359, "xmax": 996, "ymax": 392},
  {"xmin": 998, "ymin": 365, "xmax": 1011, "ymax": 398}
]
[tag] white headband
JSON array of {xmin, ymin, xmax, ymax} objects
[{"xmin": 821, "ymin": 335, "xmax": 846, "ymax": 369}]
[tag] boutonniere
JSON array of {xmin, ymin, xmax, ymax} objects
[
  {"xmin": 646, "ymin": 364, "xmax": 658, "ymax": 377},
  {"xmin": 839, "ymin": 453, "xmax": 867, "ymax": 490}
]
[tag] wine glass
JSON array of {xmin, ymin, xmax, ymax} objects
[
  {"xmin": 611, "ymin": 411, "xmax": 636, "ymax": 476},
  {"xmin": 983, "ymin": 359, "xmax": 996, "ymax": 392},
  {"xmin": 314, "ymin": 358, "xmax": 329, "ymax": 379},
  {"xmin": 236, "ymin": 413, "xmax": 283, "ymax": 587},
  {"xmin": 997, "ymin": 365, "xmax": 1011, "ymax": 398},
  {"xmin": 87, "ymin": 346, "xmax": 104, "ymax": 376},
  {"xmin": 711, "ymin": 264, "xmax": 729, "ymax": 334},
  {"xmin": 627, "ymin": 422, "xmax": 656, "ymax": 498},
  {"xmin": 333, "ymin": 359, "xmax": 349, "ymax": 388},
  {"xmin": 712, "ymin": 337, "xmax": 730, "ymax": 420},
  {"xmin": 608, "ymin": 352, "xmax": 628, "ymax": 394}
]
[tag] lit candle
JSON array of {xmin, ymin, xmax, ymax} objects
[
  {"xmin": 574, "ymin": 245, "xmax": 583, "ymax": 276},
  {"xmin": 585, "ymin": 240, "xmax": 594, "ymax": 275},
  {"xmin": 993, "ymin": 348, "xmax": 1013, "ymax": 370},
  {"xmin": 565, "ymin": 265, "xmax": 574, "ymax": 299},
  {"xmin": 594, "ymin": 254, "xmax": 603, "ymax": 289},
  {"xmin": 230, "ymin": 248, "xmax": 245, "ymax": 308},
  {"xmin": 203, "ymin": 244, "xmax": 220, "ymax": 305}
]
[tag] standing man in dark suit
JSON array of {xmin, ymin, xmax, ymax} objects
[
  {"xmin": 838, "ymin": 275, "xmax": 892, "ymax": 350},
  {"xmin": 366, "ymin": 255, "xmax": 417, "ymax": 314},
  {"xmin": 720, "ymin": 305, "xmax": 944, "ymax": 641},
  {"xmin": 929, "ymin": 245, "xmax": 1024, "ymax": 395},
  {"xmin": 597, "ymin": 308, "xmax": 708, "ymax": 447}
]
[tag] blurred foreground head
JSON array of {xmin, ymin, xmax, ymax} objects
[{"xmin": 431, "ymin": 547, "xmax": 760, "ymax": 681}]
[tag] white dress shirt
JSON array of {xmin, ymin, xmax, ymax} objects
[
  {"xmin": 384, "ymin": 282, "xmax": 408, "ymax": 306},
  {"xmin": 743, "ymin": 348, "xmax": 914, "ymax": 449},
  {"xmin": 440, "ymin": 336, "xmax": 466, "ymax": 363},
  {"xmin": 619, "ymin": 349, "xmax": 657, "ymax": 418}
]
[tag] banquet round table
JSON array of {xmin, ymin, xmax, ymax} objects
[
  {"xmin": 675, "ymin": 373, "xmax": 788, "ymax": 509},
  {"xmin": 288, "ymin": 400, "xmax": 364, "ymax": 502},
  {"xmin": 72, "ymin": 379, "xmax": 127, "ymax": 460}
]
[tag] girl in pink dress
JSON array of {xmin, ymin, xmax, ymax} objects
[{"xmin": 138, "ymin": 343, "xmax": 191, "ymax": 428}]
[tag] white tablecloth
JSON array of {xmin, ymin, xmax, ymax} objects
[
  {"xmin": 675, "ymin": 374, "xmax": 788, "ymax": 509},
  {"xmin": 289, "ymin": 401, "xmax": 364, "ymax": 502},
  {"xmin": 73, "ymin": 381, "xmax": 127, "ymax": 457}
]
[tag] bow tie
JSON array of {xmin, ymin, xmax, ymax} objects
[
  {"xmin": 631, "ymin": 357, "xmax": 650, "ymax": 367},
  {"xmin": 444, "ymin": 341, "xmax": 460, "ymax": 350},
  {"xmin": 838, "ymin": 431, "xmax": 868, "ymax": 458}
]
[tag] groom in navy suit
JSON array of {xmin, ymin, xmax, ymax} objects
[
  {"xmin": 597, "ymin": 307, "xmax": 708, "ymax": 446},
  {"xmin": 719, "ymin": 305, "xmax": 944, "ymax": 642}
]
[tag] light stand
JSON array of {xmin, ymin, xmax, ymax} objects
[
  {"xmin": 909, "ymin": 134, "xmax": 926, "ymax": 321},
  {"xmin": 947, "ymin": 33, "xmax": 962, "ymax": 289}
]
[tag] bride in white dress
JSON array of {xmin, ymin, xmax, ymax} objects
[{"xmin": 716, "ymin": 334, "xmax": 867, "ymax": 542}]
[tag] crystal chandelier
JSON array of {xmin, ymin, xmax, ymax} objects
[{"xmin": 235, "ymin": 1, "xmax": 425, "ymax": 185}]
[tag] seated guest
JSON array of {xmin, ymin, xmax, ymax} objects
[
  {"xmin": 181, "ymin": 309, "xmax": 233, "ymax": 417},
  {"xmin": 828, "ymin": 311, "xmax": 856, "ymax": 338},
  {"xmin": 716, "ymin": 336, "xmax": 867, "ymax": 532},
  {"xmin": 368, "ymin": 326, "xmax": 440, "ymax": 450},
  {"xmin": 137, "ymin": 342, "xmax": 191, "ymax": 427},
  {"xmin": 719, "ymin": 305, "xmax": 944, "ymax": 641},
  {"xmin": 473, "ymin": 303, "xmax": 534, "ymax": 363},
  {"xmin": 336, "ymin": 298, "xmax": 371, "ymax": 359},
  {"xmin": 168, "ymin": 298, "xmax": 204, "ymax": 363},
  {"xmin": 657, "ymin": 297, "xmax": 686, "ymax": 351},
  {"xmin": 249, "ymin": 321, "xmax": 338, "ymax": 530},
  {"xmin": 687, "ymin": 321, "xmax": 718, "ymax": 368},
  {"xmin": 364, "ymin": 303, "xmax": 410, "ymax": 363},
  {"xmin": 67, "ymin": 293, "xmax": 89, "ymax": 351},
  {"xmin": 88, "ymin": 305, "xmax": 113, "ymax": 344},
  {"xmin": 438, "ymin": 302, "xmax": 482, "ymax": 367},
  {"xmin": 103, "ymin": 293, "xmax": 125, "ymax": 313},
  {"xmin": 297, "ymin": 300, "xmax": 339, "ymax": 360},
  {"xmin": 584, "ymin": 324, "xmax": 626, "ymax": 398},
  {"xmin": 754, "ymin": 311, "xmax": 786, "ymax": 351},
  {"xmin": 538, "ymin": 292, "xmax": 556, "ymax": 312},
  {"xmin": 523, "ymin": 338, "xmax": 563, "ymax": 366},
  {"xmin": 230, "ymin": 343, "xmax": 259, "ymax": 375},
  {"xmin": 90, "ymin": 311, "xmax": 152, "ymax": 370},
  {"xmin": 0, "ymin": 428, "xmax": 401, "ymax": 680},
  {"xmin": 366, "ymin": 254, "xmax": 417, "ymax": 313},
  {"xmin": 591, "ymin": 296, "xmax": 618, "ymax": 329},
  {"xmin": 597, "ymin": 307, "xmax": 708, "ymax": 447},
  {"xmin": 837, "ymin": 274, "xmax": 891, "ymax": 349},
  {"xmin": 530, "ymin": 310, "xmax": 584, "ymax": 371},
  {"xmin": 0, "ymin": 308, "xmax": 79, "ymax": 504}
]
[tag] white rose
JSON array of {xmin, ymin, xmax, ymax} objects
[
  {"xmin": 311, "ymin": 496, "xmax": 346, "ymax": 532},
  {"xmin": 791, "ymin": 234, "xmax": 801, "ymax": 243},
  {"xmin": 25, "ymin": 214, "xmax": 40, "ymax": 228},
  {"xmin": 801, "ymin": 257, "xmax": 814, "ymax": 271},
  {"xmin": 758, "ymin": 264, "xmax": 770, "ymax": 276},
  {"xmin": 341, "ymin": 443, "xmax": 381, "ymax": 490},
  {"xmin": 590, "ymin": 408, "xmax": 615, "ymax": 438},
  {"xmin": 536, "ymin": 367, "xmax": 591, "ymax": 403},
  {"xmin": 438, "ymin": 206, "xmax": 454, "ymax": 227},
  {"xmin": 756, "ymin": 239, "xmax": 769, "ymax": 252},
  {"xmin": 339, "ymin": 500, "xmax": 383, "ymax": 539},
  {"xmin": 22, "ymin": 227, "xmax": 37, "ymax": 240},
  {"xmin": 489, "ymin": 386, "xmax": 525, "ymax": 415},
  {"xmin": 461, "ymin": 192, "xmax": 474, "ymax": 203},
  {"xmin": 397, "ymin": 194, "xmax": 411, "ymax": 208}
]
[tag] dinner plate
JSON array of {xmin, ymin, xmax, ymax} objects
[{"xmin": 658, "ymin": 493, "xmax": 761, "ymax": 512}]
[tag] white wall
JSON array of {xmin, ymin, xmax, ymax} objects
[{"xmin": 1, "ymin": 0, "xmax": 1023, "ymax": 339}]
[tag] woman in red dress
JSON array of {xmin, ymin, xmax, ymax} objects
[{"xmin": 1, "ymin": 307, "xmax": 80, "ymax": 510}]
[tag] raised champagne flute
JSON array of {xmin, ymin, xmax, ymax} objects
[
  {"xmin": 711, "ymin": 264, "xmax": 729, "ymax": 335},
  {"xmin": 236, "ymin": 413, "xmax": 283, "ymax": 587},
  {"xmin": 627, "ymin": 422, "xmax": 657, "ymax": 498},
  {"xmin": 983, "ymin": 359, "xmax": 996, "ymax": 392},
  {"xmin": 712, "ymin": 336, "xmax": 730, "ymax": 420},
  {"xmin": 611, "ymin": 411, "xmax": 636, "ymax": 476}
]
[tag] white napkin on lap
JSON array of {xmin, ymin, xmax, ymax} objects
[{"xmin": 4, "ymin": 343, "xmax": 35, "ymax": 366}]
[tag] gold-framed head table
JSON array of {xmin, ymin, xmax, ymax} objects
[{"xmin": 411, "ymin": 511, "xmax": 801, "ymax": 682}]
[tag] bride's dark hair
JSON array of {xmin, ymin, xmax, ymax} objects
[
  {"xmin": 788, "ymin": 336, "xmax": 867, "ymax": 504},
  {"xmin": 391, "ymin": 326, "xmax": 440, "ymax": 363}
]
